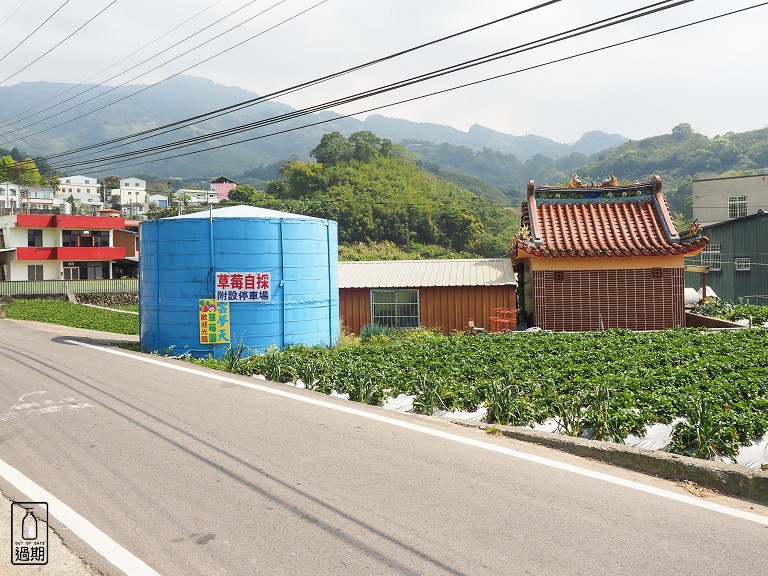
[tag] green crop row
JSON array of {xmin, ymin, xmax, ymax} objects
[
  {"xmin": 195, "ymin": 327, "xmax": 768, "ymax": 462},
  {"xmin": 692, "ymin": 299, "xmax": 768, "ymax": 324},
  {"xmin": 4, "ymin": 299, "xmax": 139, "ymax": 335}
]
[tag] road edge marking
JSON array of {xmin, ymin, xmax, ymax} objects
[
  {"xmin": 0, "ymin": 457, "xmax": 160, "ymax": 575},
  {"xmin": 67, "ymin": 339, "xmax": 768, "ymax": 527}
]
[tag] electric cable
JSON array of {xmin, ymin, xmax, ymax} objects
[
  {"xmin": 0, "ymin": 0, "xmax": 227, "ymax": 126},
  {"xmin": 44, "ymin": 0, "xmax": 697, "ymax": 170},
  {"xmin": 0, "ymin": 0, "xmax": 264, "ymax": 129},
  {"xmin": 0, "ymin": 1, "xmax": 118, "ymax": 86},
  {"xmin": 47, "ymin": 1, "xmax": 768, "ymax": 176},
  {"xmin": 41, "ymin": 0, "xmax": 676, "ymax": 164},
  {"xmin": 0, "ymin": 0, "xmax": 318, "ymax": 143},
  {"xmin": 0, "ymin": 1, "xmax": 565, "ymax": 147},
  {"xmin": 0, "ymin": 1, "xmax": 28, "ymax": 32},
  {"xmin": 0, "ymin": 0, "xmax": 71, "ymax": 65}
]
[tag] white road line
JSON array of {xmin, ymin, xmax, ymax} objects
[
  {"xmin": 68, "ymin": 339, "xmax": 768, "ymax": 527},
  {"xmin": 0, "ymin": 457, "xmax": 161, "ymax": 576}
]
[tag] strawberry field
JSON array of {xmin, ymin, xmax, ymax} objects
[{"xmin": 209, "ymin": 327, "xmax": 768, "ymax": 463}]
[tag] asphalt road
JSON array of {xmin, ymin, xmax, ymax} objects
[{"xmin": 1, "ymin": 319, "xmax": 767, "ymax": 576}]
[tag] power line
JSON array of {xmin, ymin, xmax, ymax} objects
[
  {"xmin": 0, "ymin": 0, "xmax": 315, "ymax": 143},
  {"xmin": 0, "ymin": 1, "xmax": 27, "ymax": 32},
  {"xmin": 42, "ymin": 0, "xmax": 681, "ymax": 168},
  {"xmin": 44, "ymin": 0, "xmax": 698, "ymax": 172},
  {"xmin": 0, "ymin": 1, "xmax": 118, "ymax": 86},
  {"xmin": 49, "ymin": 1, "xmax": 768, "ymax": 177},
  {"xmin": 31, "ymin": 0, "xmax": 566, "ymax": 165},
  {"xmin": 0, "ymin": 0, "xmax": 71, "ymax": 65},
  {"xmin": 0, "ymin": 0, "xmax": 266, "ymax": 131},
  {"xmin": 0, "ymin": 0, "xmax": 227, "ymax": 126}
]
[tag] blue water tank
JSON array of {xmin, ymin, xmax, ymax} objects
[{"xmin": 139, "ymin": 205, "xmax": 339, "ymax": 357}]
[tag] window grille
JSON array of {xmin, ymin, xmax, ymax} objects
[
  {"xmin": 728, "ymin": 196, "xmax": 747, "ymax": 219},
  {"xmin": 735, "ymin": 257, "xmax": 751, "ymax": 271},
  {"xmin": 370, "ymin": 289, "xmax": 420, "ymax": 329},
  {"xmin": 701, "ymin": 244, "xmax": 721, "ymax": 271}
]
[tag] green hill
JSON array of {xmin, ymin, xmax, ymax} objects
[
  {"xmin": 219, "ymin": 131, "xmax": 520, "ymax": 260},
  {"xmin": 577, "ymin": 123, "xmax": 768, "ymax": 219}
]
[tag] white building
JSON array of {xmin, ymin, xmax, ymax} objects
[
  {"xmin": 174, "ymin": 188, "xmax": 220, "ymax": 205},
  {"xmin": 53, "ymin": 191, "xmax": 104, "ymax": 214},
  {"xmin": 109, "ymin": 177, "xmax": 148, "ymax": 216},
  {"xmin": 0, "ymin": 182, "xmax": 21, "ymax": 210},
  {"xmin": 58, "ymin": 175, "xmax": 100, "ymax": 197},
  {"xmin": 0, "ymin": 213, "xmax": 126, "ymax": 281},
  {"xmin": 693, "ymin": 173, "xmax": 768, "ymax": 226},
  {"xmin": 148, "ymin": 194, "xmax": 169, "ymax": 208},
  {"xmin": 21, "ymin": 186, "xmax": 54, "ymax": 211}
]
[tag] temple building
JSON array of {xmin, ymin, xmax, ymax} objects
[{"xmin": 511, "ymin": 175, "xmax": 708, "ymax": 331}]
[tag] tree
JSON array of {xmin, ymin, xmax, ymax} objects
[
  {"xmin": 311, "ymin": 132, "xmax": 352, "ymax": 166},
  {"xmin": 436, "ymin": 206, "xmax": 483, "ymax": 251},
  {"xmin": 103, "ymin": 175, "xmax": 121, "ymax": 190},
  {"xmin": 228, "ymin": 184, "xmax": 259, "ymax": 204},
  {"xmin": 0, "ymin": 156, "xmax": 14, "ymax": 181},
  {"xmin": 15, "ymin": 157, "xmax": 43, "ymax": 186},
  {"xmin": 65, "ymin": 194, "xmax": 77, "ymax": 215},
  {"xmin": 279, "ymin": 160, "xmax": 325, "ymax": 197},
  {"xmin": 349, "ymin": 131, "xmax": 382, "ymax": 163},
  {"xmin": 672, "ymin": 123, "xmax": 694, "ymax": 140},
  {"xmin": 263, "ymin": 179, "xmax": 290, "ymax": 198},
  {"xmin": 49, "ymin": 174, "xmax": 60, "ymax": 194}
]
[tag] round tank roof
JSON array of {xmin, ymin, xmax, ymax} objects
[{"xmin": 170, "ymin": 205, "xmax": 323, "ymax": 220}]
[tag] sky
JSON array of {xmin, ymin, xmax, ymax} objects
[{"xmin": 1, "ymin": 0, "xmax": 767, "ymax": 145}]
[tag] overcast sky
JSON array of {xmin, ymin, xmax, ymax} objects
[{"xmin": 1, "ymin": 0, "xmax": 767, "ymax": 144}]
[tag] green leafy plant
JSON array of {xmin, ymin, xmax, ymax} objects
[
  {"xmin": 485, "ymin": 376, "xmax": 529, "ymax": 426},
  {"xmin": 222, "ymin": 341, "xmax": 250, "ymax": 375},
  {"xmin": 360, "ymin": 323, "xmax": 395, "ymax": 342},
  {"xmin": 194, "ymin": 327, "xmax": 768, "ymax": 463},
  {"xmin": 667, "ymin": 398, "xmax": 740, "ymax": 461},
  {"xmin": 346, "ymin": 372, "xmax": 382, "ymax": 405},
  {"xmin": 5, "ymin": 299, "xmax": 138, "ymax": 334},
  {"xmin": 413, "ymin": 374, "xmax": 446, "ymax": 415}
]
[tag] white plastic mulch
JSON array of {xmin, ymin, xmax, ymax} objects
[{"xmin": 255, "ymin": 375, "xmax": 768, "ymax": 470}]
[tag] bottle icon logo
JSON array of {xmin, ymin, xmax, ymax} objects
[
  {"xmin": 22, "ymin": 508, "xmax": 37, "ymax": 540},
  {"xmin": 11, "ymin": 501, "xmax": 48, "ymax": 565}
]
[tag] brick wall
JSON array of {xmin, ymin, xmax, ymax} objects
[{"xmin": 533, "ymin": 267, "xmax": 685, "ymax": 331}]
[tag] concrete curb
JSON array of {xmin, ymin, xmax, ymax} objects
[{"xmin": 453, "ymin": 421, "xmax": 768, "ymax": 504}]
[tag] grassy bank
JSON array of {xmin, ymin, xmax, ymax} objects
[{"xmin": 5, "ymin": 299, "xmax": 139, "ymax": 335}]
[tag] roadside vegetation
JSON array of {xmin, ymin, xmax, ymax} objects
[
  {"xmin": 191, "ymin": 326, "xmax": 768, "ymax": 462},
  {"xmin": 4, "ymin": 299, "xmax": 139, "ymax": 335},
  {"xmin": 691, "ymin": 299, "xmax": 768, "ymax": 325}
]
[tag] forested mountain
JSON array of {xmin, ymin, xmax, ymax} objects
[
  {"xmin": 576, "ymin": 123, "xmax": 768, "ymax": 220},
  {"xmin": 392, "ymin": 124, "xmax": 768, "ymax": 226},
  {"xmin": 209, "ymin": 132, "xmax": 519, "ymax": 260},
  {"xmin": 404, "ymin": 141, "xmax": 597, "ymax": 205},
  {"xmin": 0, "ymin": 75, "xmax": 623, "ymax": 178}
]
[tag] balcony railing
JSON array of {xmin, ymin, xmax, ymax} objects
[{"xmin": 0, "ymin": 278, "xmax": 138, "ymax": 296}]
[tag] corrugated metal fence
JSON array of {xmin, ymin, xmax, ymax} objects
[{"xmin": 0, "ymin": 279, "xmax": 138, "ymax": 296}]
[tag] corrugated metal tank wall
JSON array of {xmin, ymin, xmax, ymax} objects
[{"xmin": 140, "ymin": 209, "xmax": 339, "ymax": 357}]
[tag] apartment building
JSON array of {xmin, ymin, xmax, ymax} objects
[{"xmin": 0, "ymin": 214, "xmax": 125, "ymax": 281}]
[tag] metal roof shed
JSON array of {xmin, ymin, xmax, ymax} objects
[{"xmin": 338, "ymin": 258, "xmax": 517, "ymax": 335}]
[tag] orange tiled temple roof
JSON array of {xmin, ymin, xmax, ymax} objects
[{"xmin": 513, "ymin": 175, "xmax": 708, "ymax": 258}]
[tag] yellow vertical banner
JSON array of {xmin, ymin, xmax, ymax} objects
[{"xmin": 199, "ymin": 299, "xmax": 230, "ymax": 345}]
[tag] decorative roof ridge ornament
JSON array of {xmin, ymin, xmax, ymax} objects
[
  {"xmin": 535, "ymin": 172, "xmax": 656, "ymax": 197},
  {"xmin": 686, "ymin": 218, "xmax": 702, "ymax": 238}
]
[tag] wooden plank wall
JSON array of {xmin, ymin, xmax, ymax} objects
[{"xmin": 339, "ymin": 285, "xmax": 517, "ymax": 335}]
